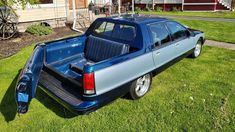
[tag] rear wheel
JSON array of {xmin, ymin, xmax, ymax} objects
[
  {"xmin": 190, "ymin": 40, "xmax": 202, "ymax": 58},
  {"xmin": 128, "ymin": 73, "xmax": 152, "ymax": 100}
]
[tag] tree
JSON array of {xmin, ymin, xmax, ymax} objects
[{"xmin": 0, "ymin": 0, "xmax": 39, "ymax": 9}]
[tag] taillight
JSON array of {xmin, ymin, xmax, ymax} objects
[{"xmin": 83, "ymin": 72, "xmax": 95, "ymax": 94}]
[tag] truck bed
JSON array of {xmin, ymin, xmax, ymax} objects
[
  {"xmin": 39, "ymin": 69, "xmax": 83, "ymax": 106},
  {"xmin": 45, "ymin": 35, "xmax": 132, "ymax": 83}
]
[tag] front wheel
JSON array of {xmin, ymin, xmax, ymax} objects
[
  {"xmin": 190, "ymin": 40, "xmax": 203, "ymax": 58},
  {"xmin": 128, "ymin": 73, "xmax": 152, "ymax": 100}
]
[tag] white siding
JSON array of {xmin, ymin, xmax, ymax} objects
[
  {"xmin": 135, "ymin": 0, "xmax": 151, "ymax": 4},
  {"xmin": 135, "ymin": 0, "xmax": 182, "ymax": 4},
  {"xmin": 16, "ymin": 0, "xmax": 67, "ymax": 22},
  {"xmin": 156, "ymin": 0, "xmax": 164, "ymax": 3},
  {"xmin": 94, "ymin": 0, "xmax": 110, "ymax": 6},
  {"xmin": 165, "ymin": 0, "xmax": 182, "ymax": 4}
]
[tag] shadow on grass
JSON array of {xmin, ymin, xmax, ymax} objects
[
  {"xmin": 0, "ymin": 70, "xmax": 77, "ymax": 122},
  {"xmin": 0, "ymin": 71, "xmax": 20, "ymax": 122},
  {"xmin": 35, "ymin": 89, "xmax": 77, "ymax": 118}
]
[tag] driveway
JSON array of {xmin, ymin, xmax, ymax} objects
[{"xmin": 205, "ymin": 40, "xmax": 235, "ymax": 50}]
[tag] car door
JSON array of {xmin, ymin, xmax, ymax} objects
[
  {"xmin": 148, "ymin": 23, "xmax": 177, "ymax": 68},
  {"xmin": 165, "ymin": 21, "xmax": 195, "ymax": 57}
]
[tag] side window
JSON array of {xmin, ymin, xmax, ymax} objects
[
  {"xmin": 149, "ymin": 23, "xmax": 171, "ymax": 47},
  {"xmin": 118, "ymin": 25, "xmax": 136, "ymax": 41},
  {"xmin": 94, "ymin": 22, "xmax": 106, "ymax": 34},
  {"xmin": 104, "ymin": 23, "xmax": 115, "ymax": 32},
  {"xmin": 94, "ymin": 22, "xmax": 114, "ymax": 36},
  {"xmin": 166, "ymin": 21, "xmax": 187, "ymax": 40}
]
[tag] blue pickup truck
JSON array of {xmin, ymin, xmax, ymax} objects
[{"xmin": 16, "ymin": 15, "xmax": 205, "ymax": 114}]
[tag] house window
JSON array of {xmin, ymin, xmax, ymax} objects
[{"xmin": 39, "ymin": 0, "xmax": 53, "ymax": 4}]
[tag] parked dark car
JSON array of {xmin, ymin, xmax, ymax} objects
[{"xmin": 15, "ymin": 15, "xmax": 205, "ymax": 114}]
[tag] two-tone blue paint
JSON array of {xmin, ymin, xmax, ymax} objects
[{"xmin": 15, "ymin": 15, "xmax": 205, "ymax": 114}]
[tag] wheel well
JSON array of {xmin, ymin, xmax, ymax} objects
[
  {"xmin": 199, "ymin": 37, "xmax": 204, "ymax": 45},
  {"xmin": 152, "ymin": 71, "xmax": 157, "ymax": 77}
]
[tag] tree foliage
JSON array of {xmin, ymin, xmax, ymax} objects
[{"xmin": 0, "ymin": 0, "xmax": 39, "ymax": 9}]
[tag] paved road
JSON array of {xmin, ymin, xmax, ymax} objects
[
  {"xmin": 142, "ymin": 14, "xmax": 235, "ymax": 22},
  {"xmin": 205, "ymin": 40, "xmax": 235, "ymax": 50}
]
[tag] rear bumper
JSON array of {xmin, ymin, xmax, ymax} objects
[
  {"xmin": 37, "ymin": 68, "xmax": 131, "ymax": 114},
  {"xmin": 38, "ymin": 69, "xmax": 100, "ymax": 114},
  {"xmin": 39, "ymin": 85, "xmax": 99, "ymax": 114}
]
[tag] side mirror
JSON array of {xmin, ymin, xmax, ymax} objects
[
  {"xmin": 186, "ymin": 30, "xmax": 195, "ymax": 37},
  {"xmin": 151, "ymin": 41, "xmax": 160, "ymax": 49},
  {"xmin": 155, "ymin": 41, "xmax": 160, "ymax": 47}
]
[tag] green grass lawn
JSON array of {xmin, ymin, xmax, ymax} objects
[
  {"xmin": 174, "ymin": 19, "xmax": 235, "ymax": 44},
  {"xmin": 0, "ymin": 44, "xmax": 235, "ymax": 131},
  {"xmin": 141, "ymin": 11, "xmax": 235, "ymax": 19}
]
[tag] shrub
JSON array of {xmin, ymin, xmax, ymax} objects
[
  {"xmin": 172, "ymin": 7, "xmax": 179, "ymax": 12},
  {"xmin": 135, "ymin": 7, "xmax": 141, "ymax": 14},
  {"xmin": 155, "ymin": 6, "xmax": 163, "ymax": 12},
  {"xmin": 26, "ymin": 23, "xmax": 53, "ymax": 36},
  {"xmin": 145, "ymin": 6, "xmax": 152, "ymax": 12}
]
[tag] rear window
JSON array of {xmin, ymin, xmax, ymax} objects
[
  {"xmin": 93, "ymin": 21, "xmax": 136, "ymax": 42},
  {"xmin": 94, "ymin": 22, "xmax": 114, "ymax": 35}
]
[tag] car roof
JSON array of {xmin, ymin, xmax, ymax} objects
[{"xmin": 97, "ymin": 14, "xmax": 169, "ymax": 25}]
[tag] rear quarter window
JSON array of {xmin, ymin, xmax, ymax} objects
[
  {"xmin": 94, "ymin": 22, "xmax": 114, "ymax": 35},
  {"xmin": 92, "ymin": 21, "xmax": 136, "ymax": 42}
]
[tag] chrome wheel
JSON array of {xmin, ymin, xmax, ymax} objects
[
  {"xmin": 128, "ymin": 73, "xmax": 152, "ymax": 100},
  {"xmin": 135, "ymin": 74, "xmax": 151, "ymax": 97},
  {"xmin": 194, "ymin": 42, "xmax": 202, "ymax": 57}
]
